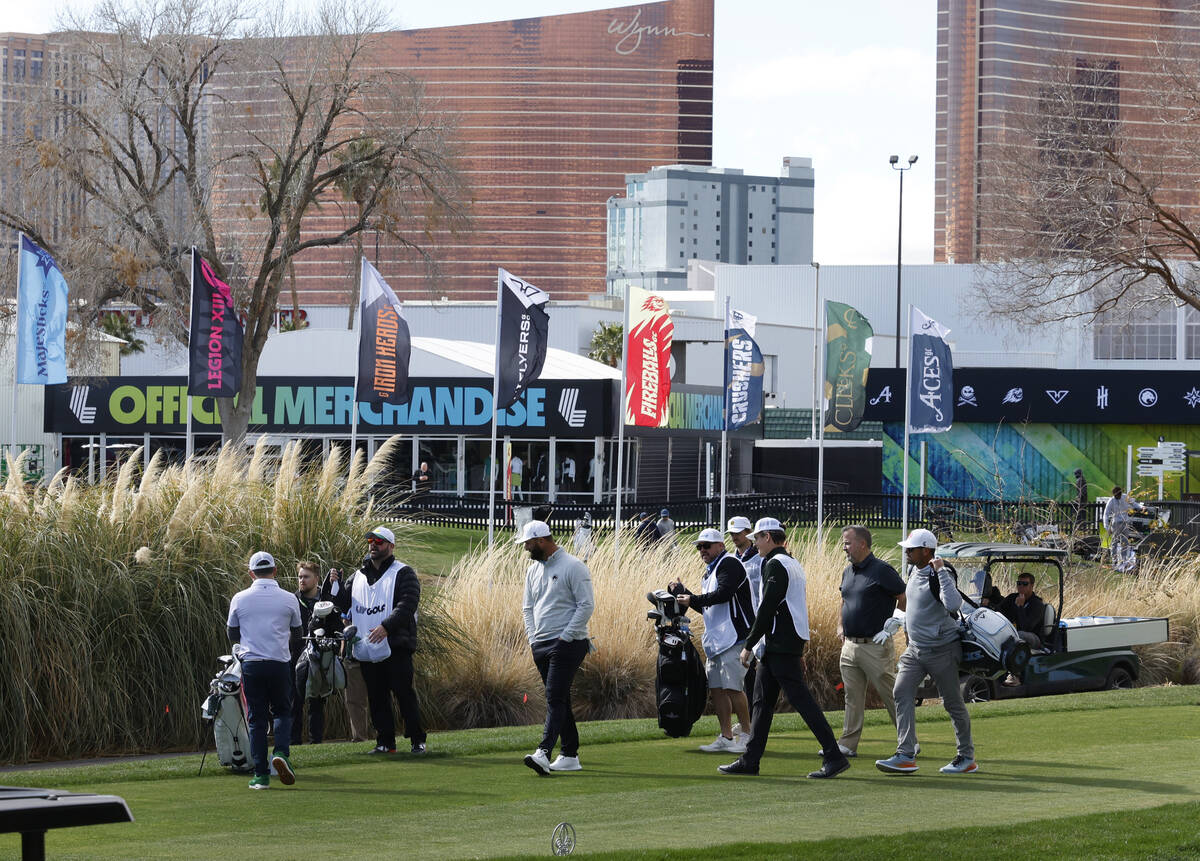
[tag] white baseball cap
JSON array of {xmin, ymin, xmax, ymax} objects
[
  {"xmin": 248, "ymin": 551, "xmax": 276, "ymax": 572},
  {"xmin": 693, "ymin": 528, "xmax": 724, "ymax": 546},
  {"xmin": 726, "ymin": 516, "xmax": 753, "ymax": 533},
  {"xmin": 515, "ymin": 520, "xmax": 553, "ymax": 543},
  {"xmin": 366, "ymin": 525, "xmax": 396, "ymax": 544},
  {"xmin": 898, "ymin": 528, "xmax": 938, "ymax": 549},
  {"xmin": 748, "ymin": 517, "xmax": 784, "ymax": 538}
]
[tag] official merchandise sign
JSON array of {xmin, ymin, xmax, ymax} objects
[
  {"xmin": 46, "ymin": 377, "xmax": 612, "ymax": 438},
  {"xmin": 864, "ymin": 369, "xmax": 1200, "ymax": 425}
]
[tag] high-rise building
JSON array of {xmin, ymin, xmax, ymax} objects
[
  {"xmin": 213, "ymin": 0, "xmax": 714, "ymax": 304},
  {"xmin": 935, "ymin": 0, "xmax": 1196, "ymax": 263},
  {"xmin": 606, "ymin": 157, "xmax": 814, "ymax": 295}
]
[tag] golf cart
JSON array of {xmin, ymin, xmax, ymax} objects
[{"xmin": 916, "ymin": 543, "xmax": 1169, "ymax": 703}]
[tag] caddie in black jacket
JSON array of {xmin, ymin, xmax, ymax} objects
[{"xmin": 322, "ymin": 525, "xmax": 426, "ymax": 754}]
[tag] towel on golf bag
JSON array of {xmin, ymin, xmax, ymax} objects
[
  {"xmin": 655, "ymin": 628, "xmax": 708, "ymax": 738},
  {"xmin": 304, "ymin": 645, "xmax": 347, "ymax": 699}
]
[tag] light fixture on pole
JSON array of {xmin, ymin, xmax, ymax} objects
[{"xmin": 889, "ymin": 154, "xmax": 918, "ymax": 368}]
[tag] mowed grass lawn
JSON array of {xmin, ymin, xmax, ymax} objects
[{"xmin": 3, "ymin": 687, "xmax": 1198, "ymax": 860}]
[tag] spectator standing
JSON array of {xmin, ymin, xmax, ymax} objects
[
  {"xmin": 291, "ymin": 561, "xmax": 327, "ymax": 745},
  {"xmin": 520, "ymin": 521, "xmax": 595, "ymax": 776},
  {"xmin": 414, "ymin": 461, "xmax": 433, "ymax": 496},
  {"xmin": 226, "ymin": 551, "xmax": 302, "ymax": 790},
  {"xmin": 656, "ymin": 508, "xmax": 676, "ymax": 539}
]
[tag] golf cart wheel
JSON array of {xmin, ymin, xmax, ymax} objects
[
  {"xmin": 960, "ymin": 675, "xmax": 992, "ymax": 703},
  {"xmin": 1104, "ymin": 666, "xmax": 1135, "ymax": 690}
]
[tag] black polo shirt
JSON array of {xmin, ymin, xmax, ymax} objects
[{"xmin": 839, "ymin": 553, "xmax": 906, "ymax": 638}]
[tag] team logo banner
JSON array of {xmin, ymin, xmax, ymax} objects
[
  {"xmin": 624, "ymin": 286, "xmax": 673, "ymax": 426},
  {"xmin": 16, "ymin": 234, "xmax": 69, "ymax": 385},
  {"xmin": 908, "ymin": 305, "xmax": 953, "ymax": 433},
  {"xmin": 188, "ymin": 250, "xmax": 243, "ymax": 397},
  {"xmin": 824, "ymin": 301, "xmax": 873, "ymax": 432},
  {"xmin": 725, "ymin": 307, "xmax": 763, "ymax": 431},
  {"xmin": 356, "ymin": 259, "xmax": 412, "ymax": 405},
  {"xmin": 496, "ymin": 269, "xmax": 550, "ymax": 410}
]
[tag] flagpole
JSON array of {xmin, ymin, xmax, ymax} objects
[
  {"xmin": 817, "ymin": 293, "xmax": 827, "ymax": 540},
  {"xmin": 487, "ymin": 270, "xmax": 503, "ymax": 547},
  {"xmin": 11, "ymin": 233, "xmax": 25, "ymax": 465},
  {"xmin": 720, "ymin": 296, "xmax": 730, "ymax": 530},
  {"xmin": 901, "ymin": 304, "xmax": 913, "ymax": 539},
  {"xmin": 349, "ymin": 257, "xmax": 364, "ymax": 477},
  {"xmin": 614, "ymin": 283, "xmax": 631, "ymax": 554},
  {"xmin": 185, "ymin": 248, "xmax": 195, "ymax": 462}
]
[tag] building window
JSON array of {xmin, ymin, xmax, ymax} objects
[
  {"xmin": 748, "ymin": 241, "xmax": 753, "ymax": 247},
  {"xmin": 1094, "ymin": 306, "xmax": 1177, "ymax": 360},
  {"xmin": 749, "ymin": 212, "xmax": 753, "ymax": 219},
  {"xmin": 692, "ymin": 224, "xmax": 697, "ymax": 229},
  {"xmin": 749, "ymin": 255, "xmax": 753, "ymax": 262},
  {"xmin": 693, "ymin": 238, "xmax": 698, "ymax": 244},
  {"xmin": 716, "ymin": 194, "xmax": 721, "ymax": 201},
  {"xmin": 715, "ymin": 239, "xmax": 720, "ymax": 245},
  {"xmin": 680, "ymin": 237, "xmax": 684, "ymax": 243},
  {"xmin": 771, "ymin": 242, "xmax": 775, "ymax": 248}
]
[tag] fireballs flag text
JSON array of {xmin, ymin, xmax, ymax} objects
[
  {"xmin": 907, "ymin": 305, "xmax": 954, "ymax": 434},
  {"xmin": 188, "ymin": 250, "xmax": 243, "ymax": 397},
  {"xmin": 725, "ymin": 307, "xmax": 764, "ymax": 431},
  {"xmin": 824, "ymin": 300, "xmax": 874, "ymax": 432},
  {"xmin": 356, "ymin": 258, "xmax": 412, "ymax": 405},
  {"xmin": 624, "ymin": 286, "xmax": 673, "ymax": 427},
  {"xmin": 496, "ymin": 268, "xmax": 550, "ymax": 410},
  {"xmin": 16, "ymin": 234, "xmax": 69, "ymax": 385}
]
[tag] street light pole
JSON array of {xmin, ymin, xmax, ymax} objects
[
  {"xmin": 890, "ymin": 154, "xmax": 918, "ymax": 368},
  {"xmin": 810, "ymin": 261, "xmax": 820, "ymax": 439}
]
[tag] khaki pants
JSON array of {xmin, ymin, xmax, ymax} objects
[
  {"xmin": 343, "ymin": 659, "xmax": 371, "ymax": 742},
  {"xmin": 837, "ymin": 638, "xmax": 897, "ymax": 752}
]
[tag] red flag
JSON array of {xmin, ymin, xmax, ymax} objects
[{"xmin": 624, "ymin": 287, "xmax": 673, "ymax": 427}]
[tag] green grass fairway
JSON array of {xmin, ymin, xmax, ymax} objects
[{"xmin": 4, "ymin": 687, "xmax": 1198, "ymax": 859}]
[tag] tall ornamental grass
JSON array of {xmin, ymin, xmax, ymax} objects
[{"xmin": 0, "ymin": 439, "xmax": 460, "ymax": 765}]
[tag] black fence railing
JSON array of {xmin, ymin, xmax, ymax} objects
[{"xmin": 380, "ymin": 493, "xmax": 1200, "ymax": 543}]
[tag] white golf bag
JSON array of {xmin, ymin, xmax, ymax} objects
[
  {"xmin": 200, "ymin": 645, "xmax": 252, "ymax": 773},
  {"xmin": 959, "ymin": 606, "xmax": 1030, "ymax": 677}
]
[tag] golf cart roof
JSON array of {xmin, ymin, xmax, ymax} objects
[{"xmin": 935, "ymin": 542, "xmax": 1069, "ymax": 561}]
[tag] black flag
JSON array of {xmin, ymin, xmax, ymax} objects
[
  {"xmin": 188, "ymin": 250, "xmax": 243, "ymax": 397},
  {"xmin": 356, "ymin": 258, "xmax": 412, "ymax": 405},
  {"xmin": 495, "ymin": 268, "xmax": 549, "ymax": 410}
]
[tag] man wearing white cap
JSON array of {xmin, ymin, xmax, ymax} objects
[
  {"xmin": 322, "ymin": 525, "xmax": 427, "ymax": 755},
  {"xmin": 726, "ymin": 514, "xmax": 762, "ymax": 729},
  {"xmin": 227, "ymin": 551, "xmax": 303, "ymax": 790},
  {"xmin": 668, "ymin": 528, "xmax": 756, "ymax": 753},
  {"xmin": 518, "ymin": 520, "xmax": 595, "ymax": 776},
  {"xmin": 718, "ymin": 519, "xmax": 849, "ymax": 780},
  {"xmin": 876, "ymin": 528, "xmax": 978, "ymax": 776}
]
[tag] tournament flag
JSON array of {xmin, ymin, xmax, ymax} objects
[
  {"xmin": 188, "ymin": 250, "xmax": 243, "ymax": 397},
  {"xmin": 823, "ymin": 301, "xmax": 874, "ymax": 432},
  {"xmin": 356, "ymin": 258, "xmax": 411, "ymax": 405},
  {"xmin": 16, "ymin": 234, "xmax": 69, "ymax": 385},
  {"xmin": 907, "ymin": 305, "xmax": 953, "ymax": 433},
  {"xmin": 624, "ymin": 286, "xmax": 673, "ymax": 427},
  {"xmin": 725, "ymin": 307, "xmax": 764, "ymax": 431},
  {"xmin": 495, "ymin": 269, "xmax": 550, "ymax": 410}
]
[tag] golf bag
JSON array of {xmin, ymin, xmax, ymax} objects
[
  {"xmin": 300, "ymin": 602, "xmax": 354, "ymax": 700},
  {"xmin": 200, "ymin": 646, "xmax": 252, "ymax": 773},
  {"xmin": 960, "ymin": 606, "xmax": 1030, "ymax": 677},
  {"xmin": 647, "ymin": 590, "xmax": 708, "ymax": 738}
]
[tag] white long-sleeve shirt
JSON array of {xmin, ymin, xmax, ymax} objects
[
  {"xmin": 1104, "ymin": 495, "xmax": 1143, "ymax": 530},
  {"xmin": 522, "ymin": 548, "xmax": 594, "ymax": 644}
]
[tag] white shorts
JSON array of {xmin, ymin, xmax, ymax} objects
[{"xmin": 705, "ymin": 642, "xmax": 748, "ymax": 690}]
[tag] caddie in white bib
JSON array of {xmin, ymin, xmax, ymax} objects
[{"xmin": 350, "ymin": 561, "xmax": 400, "ymax": 662}]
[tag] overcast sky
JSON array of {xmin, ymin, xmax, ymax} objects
[{"xmin": 0, "ymin": 0, "xmax": 937, "ymax": 265}]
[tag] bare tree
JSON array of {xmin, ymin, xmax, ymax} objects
[
  {"xmin": 0, "ymin": 0, "xmax": 464, "ymax": 441},
  {"xmin": 974, "ymin": 29, "xmax": 1200, "ymax": 326}
]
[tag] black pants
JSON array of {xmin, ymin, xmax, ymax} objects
[
  {"xmin": 291, "ymin": 659, "xmax": 326, "ymax": 744},
  {"xmin": 360, "ymin": 650, "xmax": 426, "ymax": 749},
  {"xmin": 744, "ymin": 647, "xmax": 839, "ymax": 767},
  {"xmin": 532, "ymin": 638, "xmax": 589, "ymax": 757},
  {"xmin": 242, "ymin": 659, "xmax": 292, "ymax": 778},
  {"xmin": 742, "ymin": 659, "xmax": 757, "ymax": 723}
]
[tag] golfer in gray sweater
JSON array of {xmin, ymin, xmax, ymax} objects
[{"xmin": 876, "ymin": 528, "xmax": 978, "ymax": 775}]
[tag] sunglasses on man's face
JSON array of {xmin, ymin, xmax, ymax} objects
[
  {"xmin": 696, "ymin": 542, "xmax": 716, "ymax": 550},
  {"xmin": 1017, "ymin": 581, "xmax": 1033, "ymax": 587},
  {"xmin": 367, "ymin": 537, "xmax": 389, "ymax": 546}
]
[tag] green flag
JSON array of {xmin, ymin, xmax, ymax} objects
[{"xmin": 824, "ymin": 301, "xmax": 874, "ymax": 432}]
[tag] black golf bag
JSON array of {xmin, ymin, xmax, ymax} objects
[
  {"xmin": 647, "ymin": 590, "xmax": 708, "ymax": 738},
  {"xmin": 200, "ymin": 646, "xmax": 252, "ymax": 773}
]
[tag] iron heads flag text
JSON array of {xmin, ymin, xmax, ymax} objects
[
  {"xmin": 496, "ymin": 268, "xmax": 550, "ymax": 410},
  {"xmin": 16, "ymin": 234, "xmax": 68, "ymax": 385},
  {"xmin": 188, "ymin": 250, "xmax": 243, "ymax": 397},
  {"xmin": 908, "ymin": 305, "xmax": 953, "ymax": 433},
  {"xmin": 725, "ymin": 307, "xmax": 764, "ymax": 431},
  {"xmin": 625, "ymin": 286, "xmax": 673, "ymax": 426},
  {"xmin": 824, "ymin": 301, "xmax": 873, "ymax": 432},
  {"xmin": 356, "ymin": 259, "xmax": 412, "ymax": 405}
]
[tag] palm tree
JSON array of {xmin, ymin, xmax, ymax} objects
[
  {"xmin": 100, "ymin": 312, "xmax": 145, "ymax": 355},
  {"xmin": 587, "ymin": 322, "xmax": 623, "ymax": 367},
  {"xmin": 334, "ymin": 136, "xmax": 388, "ymax": 329}
]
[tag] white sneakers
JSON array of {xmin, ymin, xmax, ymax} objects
[
  {"xmin": 818, "ymin": 743, "xmax": 857, "ymax": 758},
  {"xmin": 524, "ymin": 749, "xmax": 582, "ymax": 774},
  {"xmin": 700, "ymin": 733, "xmax": 749, "ymax": 753}
]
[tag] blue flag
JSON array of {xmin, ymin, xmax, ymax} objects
[
  {"xmin": 16, "ymin": 234, "xmax": 69, "ymax": 385},
  {"xmin": 725, "ymin": 307, "xmax": 764, "ymax": 431},
  {"xmin": 907, "ymin": 305, "xmax": 953, "ymax": 433}
]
